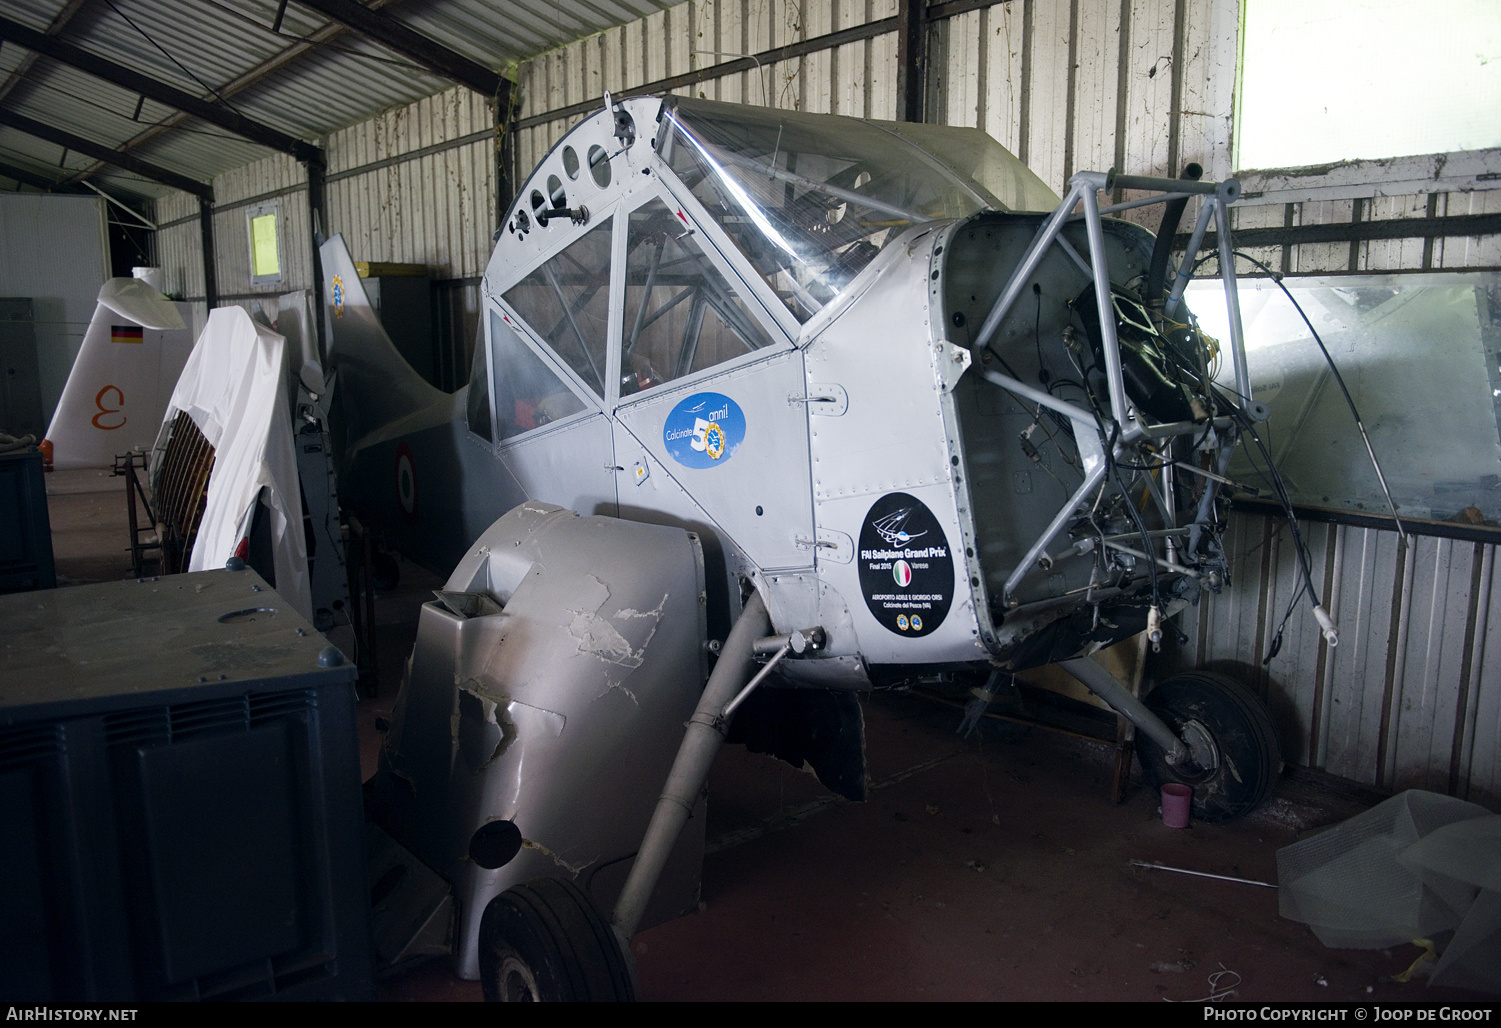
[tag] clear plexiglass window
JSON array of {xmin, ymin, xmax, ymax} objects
[
  {"xmin": 659, "ymin": 97, "xmax": 1059, "ymax": 322},
  {"xmin": 620, "ymin": 198, "xmax": 777, "ymax": 397},
  {"xmin": 488, "ymin": 310, "xmax": 588, "ymax": 442},
  {"xmin": 502, "ymin": 216, "xmax": 613, "ymax": 396},
  {"xmin": 465, "ymin": 331, "xmax": 492, "ymax": 441},
  {"xmin": 1188, "ymin": 273, "xmax": 1501, "ymax": 522}
]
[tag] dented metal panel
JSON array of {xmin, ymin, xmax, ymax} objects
[{"xmin": 366, "ymin": 502, "xmax": 708, "ymax": 980}]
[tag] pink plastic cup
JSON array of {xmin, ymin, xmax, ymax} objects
[{"xmin": 1161, "ymin": 783, "xmax": 1193, "ymax": 828}]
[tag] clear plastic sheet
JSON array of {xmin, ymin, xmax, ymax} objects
[{"xmin": 1277, "ymin": 790, "xmax": 1500, "ymax": 993}]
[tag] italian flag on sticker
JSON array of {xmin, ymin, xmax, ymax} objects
[
  {"xmin": 110, "ymin": 325, "xmax": 143, "ymax": 344},
  {"xmin": 893, "ymin": 559, "xmax": 913, "ymax": 587}
]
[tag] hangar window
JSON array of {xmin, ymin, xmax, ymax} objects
[
  {"xmin": 487, "ymin": 310, "xmax": 587, "ymax": 442},
  {"xmin": 620, "ymin": 199, "xmax": 776, "ymax": 397},
  {"xmin": 502, "ymin": 217, "xmax": 613, "ymax": 397},
  {"xmin": 1236, "ymin": 0, "xmax": 1501, "ymax": 171},
  {"xmin": 246, "ymin": 201, "xmax": 282, "ymax": 287}
]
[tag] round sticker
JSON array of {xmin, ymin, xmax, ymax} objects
[
  {"xmin": 857, "ymin": 493, "xmax": 954, "ymax": 637},
  {"xmin": 662, "ymin": 392, "xmax": 746, "ymax": 469},
  {"xmin": 395, "ymin": 441, "xmax": 417, "ymax": 523}
]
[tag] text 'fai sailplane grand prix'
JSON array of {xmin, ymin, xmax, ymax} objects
[{"xmin": 331, "ymin": 95, "xmax": 1310, "ymax": 999}]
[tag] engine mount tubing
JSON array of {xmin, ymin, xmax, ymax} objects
[
  {"xmin": 1003, "ymin": 461, "xmax": 1107, "ymax": 601},
  {"xmin": 1080, "ymin": 186, "xmax": 1131, "ymax": 428},
  {"xmin": 1110, "ymin": 172, "xmax": 1238, "ymax": 199},
  {"xmin": 981, "ymin": 369, "xmax": 1095, "ymax": 426},
  {"xmin": 1058, "ymin": 657, "xmax": 1190, "ymax": 764},
  {"xmin": 611, "ymin": 590, "xmax": 771, "ymax": 941},
  {"xmin": 1162, "ymin": 198, "xmax": 1217, "ymax": 320},
  {"xmin": 1213, "ymin": 199, "xmax": 1254, "ymax": 408},
  {"xmin": 973, "ymin": 180, "xmax": 1089, "ymax": 354}
]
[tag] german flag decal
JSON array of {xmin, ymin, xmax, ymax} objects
[{"xmin": 110, "ymin": 325, "xmax": 144, "ymax": 344}]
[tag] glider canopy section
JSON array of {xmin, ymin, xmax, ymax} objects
[{"xmin": 45, "ymin": 276, "xmax": 195, "ymax": 470}]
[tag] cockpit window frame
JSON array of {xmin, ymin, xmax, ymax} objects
[
  {"xmin": 610, "ymin": 185, "xmax": 798, "ymax": 411},
  {"xmin": 481, "ymin": 293, "xmax": 609, "ymax": 452}
]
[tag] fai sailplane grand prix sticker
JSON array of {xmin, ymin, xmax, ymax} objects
[
  {"xmin": 662, "ymin": 392, "xmax": 746, "ymax": 469},
  {"xmin": 857, "ymin": 493, "xmax": 954, "ymax": 637}
]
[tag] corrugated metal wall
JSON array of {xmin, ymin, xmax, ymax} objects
[
  {"xmin": 144, "ymin": 0, "xmax": 1501, "ymax": 803},
  {"xmin": 152, "ymin": 85, "xmax": 495, "ymax": 341},
  {"xmin": 1177, "ymin": 513, "xmax": 1501, "ymax": 810}
]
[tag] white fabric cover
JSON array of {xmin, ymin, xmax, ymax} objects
[
  {"xmin": 153, "ymin": 306, "xmax": 310, "ymax": 619},
  {"xmin": 1278, "ymin": 789, "xmax": 1500, "ymax": 993},
  {"xmin": 46, "ymin": 278, "xmax": 193, "ymax": 469}
]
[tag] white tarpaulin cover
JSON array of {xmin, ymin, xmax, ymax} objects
[
  {"xmin": 46, "ymin": 277, "xmax": 194, "ymax": 469},
  {"xmin": 1278, "ymin": 790, "xmax": 1501, "ymax": 993},
  {"xmin": 153, "ymin": 306, "xmax": 310, "ymax": 619}
]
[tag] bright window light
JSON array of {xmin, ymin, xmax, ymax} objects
[
  {"xmin": 249, "ymin": 211, "xmax": 280, "ymax": 279},
  {"xmin": 1236, "ymin": 0, "xmax": 1501, "ymax": 171}
]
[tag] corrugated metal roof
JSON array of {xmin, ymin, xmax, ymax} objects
[{"xmin": 0, "ymin": 0, "xmax": 685, "ymax": 200}]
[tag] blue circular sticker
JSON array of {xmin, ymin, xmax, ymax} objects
[{"xmin": 662, "ymin": 392, "xmax": 746, "ymax": 469}]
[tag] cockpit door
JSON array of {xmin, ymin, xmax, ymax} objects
[{"xmin": 608, "ymin": 194, "xmax": 815, "ymax": 573}]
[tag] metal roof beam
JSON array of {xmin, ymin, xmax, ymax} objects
[
  {"xmin": 0, "ymin": 0, "xmax": 91, "ymax": 105},
  {"xmin": 60, "ymin": 0, "xmax": 411, "ymax": 189},
  {"xmin": 0, "ymin": 14, "xmax": 322, "ymax": 164},
  {"xmin": 0, "ymin": 107, "xmax": 212, "ymax": 199},
  {"xmin": 0, "ymin": 157, "xmax": 85, "ymax": 191},
  {"xmin": 292, "ymin": 0, "xmax": 501, "ymax": 98}
]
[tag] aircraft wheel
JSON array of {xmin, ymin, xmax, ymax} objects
[
  {"xmin": 478, "ymin": 877, "xmax": 635, "ymax": 1002},
  {"xmin": 1135, "ymin": 672, "xmax": 1281, "ymax": 823}
]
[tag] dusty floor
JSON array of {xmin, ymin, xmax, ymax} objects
[{"xmin": 38, "ymin": 467, "xmax": 1495, "ymax": 1003}]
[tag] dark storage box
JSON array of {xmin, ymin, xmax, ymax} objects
[
  {"xmin": 0, "ymin": 448, "xmax": 55, "ymax": 593},
  {"xmin": 0, "ymin": 569, "xmax": 373, "ymax": 1000}
]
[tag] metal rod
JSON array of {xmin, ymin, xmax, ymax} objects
[
  {"xmin": 1080, "ymin": 185, "xmax": 1131, "ymax": 427},
  {"xmin": 1163, "ymin": 198, "xmax": 1215, "ymax": 319},
  {"xmin": 1003, "ymin": 462, "xmax": 1106, "ymax": 601},
  {"xmin": 1093, "ymin": 191, "xmax": 1196, "ymax": 216},
  {"xmin": 1111, "ymin": 172, "xmax": 1227, "ymax": 196},
  {"xmin": 972, "ymin": 181, "xmax": 1087, "ymax": 353},
  {"xmin": 1129, "ymin": 860, "xmax": 1277, "ymax": 888},
  {"xmin": 1214, "ymin": 199, "xmax": 1254, "ymax": 407},
  {"xmin": 1059, "ymin": 658, "xmax": 1190, "ymax": 764},
  {"xmin": 721, "ymin": 641, "xmax": 790, "ymax": 718},
  {"xmin": 612, "ymin": 591, "xmax": 771, "ymax": 942},
  {"xmin": 981, "ymin": 369, "xmax": 1094, "ymax": 425},
  {"xmin": 1098, "ymin": 539, "xmax": 1200, "ymax": 577},
  {"xmin": 81, "ymin": 180, "xmax": 157, "ymax": 230}
]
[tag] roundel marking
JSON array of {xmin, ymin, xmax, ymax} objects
[{"xmin": 395, "ymin": 441, "xmax": 417, "ymax": 523}]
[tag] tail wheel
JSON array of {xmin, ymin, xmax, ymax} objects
[
  {"xmin": 1135, "ymin": 671, "xmax": 1282, "ymax": 823},
  {"xmin": 478, "ymin": 877, "xmax": 635, "ymax": 1002}
]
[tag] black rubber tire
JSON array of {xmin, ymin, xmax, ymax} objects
[
  {"xmin": 1136, "ymin": 671, "xmax": 1282, "ymax": 823},
  {"xmin": 478, "ymin": 877, "xmax": 635, "ymax": 1002}
]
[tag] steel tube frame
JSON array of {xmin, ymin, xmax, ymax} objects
[
  {"xmin": 976, "ymin": 168, "xmax": 1258, "ymax": 608},
  {"xmin": 1214, "ymin": 199, "xmax": 1254, "ymax": 406},
  {"xmin": 972, "ymin": 179, "xmax": 1090, "ymax": 353}
]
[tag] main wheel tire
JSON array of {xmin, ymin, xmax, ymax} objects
[
  {"xmin": 478, "ymin": 877, "xmax": 635, "ymax": 1002},
  {"xmin": 1135, "ymin": 671, "xmax": 1282, "ymax": 823}
]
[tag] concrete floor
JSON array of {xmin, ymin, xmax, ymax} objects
[{"xmin": 37, "ymin": 466, "xmax": 1494, "ymax": 1003}]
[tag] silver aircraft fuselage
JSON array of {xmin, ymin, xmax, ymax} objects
[{"xmin": 326, "ymin": 94, "xmax": 1247, "ymax": 689}]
